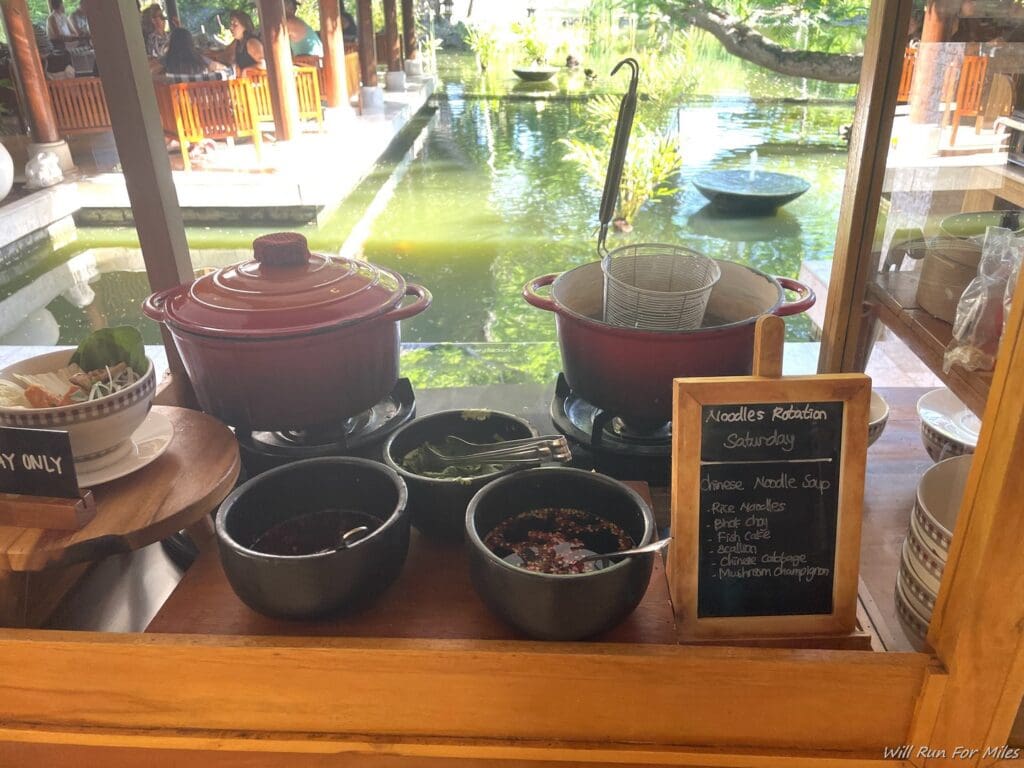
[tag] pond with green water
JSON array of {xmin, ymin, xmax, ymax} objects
[{"xmin": 0, "ymin": 57, "xmax": 854, "ymax": 386}]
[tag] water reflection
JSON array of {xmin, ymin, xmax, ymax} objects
[
  {"xmin": 687, "ymin": 205, "xmax": 803, "ymax": 242},
  {"xmin": 0, "ymin": 95, "xmax": 849, "ymax": 351}
]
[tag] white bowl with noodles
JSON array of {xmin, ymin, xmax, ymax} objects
[
  {"xmin": 916, "ymin": 388, "xmax": 979, "ymax": 463},
  {"xmin": 0, "ymin": 349, "xmax": 156, "ymax": 471},
  {"xmin": 868, "ymin": 390, "xmax": 889, "ymax": 447}
]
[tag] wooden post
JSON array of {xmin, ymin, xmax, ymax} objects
[
  {"xmin": 917, "ymin": 270, "xmax": 1024, "ymax": 761},
  {"xmin": 817, "ymin": 0, "xmax": 913, "ymax": 374},
  {"xmin": 82, "ymin": 0, "xmax": 196, "ymax": 407},
  {"xmin": 909, "ymin": 0, "xmax": 960, "ymax": 125},
  {"xmin": 356, "ymin": 0, "xmax": 378, "ymax": 87},
  {"xmin": 164, "ymin": 0, "xmax": 179, "ymax": 23},
  {"xmin": 401, "ymin": 0, "xmax": 417, "ymax": 61},
  {"xmin": 257, "ymin": 0, "xmax": 301, "ymax": 141},
  {"xmin": 319, "ymin": 0, "xmax": 351, "ymax": 109},
  {"xmin": 0, "ymin": 0, "xmax": 60, "ymax": 144},
  {"xmin": 383, "ymin": 0, "xmax": 402, "ymax": 72}
]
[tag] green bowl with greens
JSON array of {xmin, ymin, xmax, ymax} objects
[
  {"xmin": 939, "ymin": 210, "xmax": 1024, "ymax": 243},
  {"xmin": 383, "ymin": 409, "xmax": 537, "ymax": 540}
]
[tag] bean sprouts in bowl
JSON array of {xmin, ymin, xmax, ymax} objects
[{"xmin": 0, "ymin": 349, "xmax": 156, "ymax": 468}]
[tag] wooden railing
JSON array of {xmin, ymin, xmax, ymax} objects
[
  {"xmin": 897, "ymin": 46, "xmax": 915, "ymax": 103},
  {"xmin": 47, "ymin": 77, "xmax": 111, "ymax": 134},
  {"xmin": 293, "ymin": 51, "xmax": 362, "ymax": 103},
  {"xmin": 46, "ymin": 60, "xmax": 353, "ymax": 164},
  {"xmin": 246, "ymin": 66, "xmax": 323, "ymax": 130},
  {"xmin": 155, "ymin": 78, "xmax": 263, "ymax": 172}
]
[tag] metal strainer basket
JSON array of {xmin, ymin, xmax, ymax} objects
[
  {"xmin": 591, "ymin": 59, "xmax": 719, "ymax": 331},
  {"xmin": 602, "ymin": 244, "xmax": 720, "ymax": 330}
]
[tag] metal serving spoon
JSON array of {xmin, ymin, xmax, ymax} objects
[
  {"xmin": 502, "ymin": 537, "xmax": 672, "ymax": 570},
  {"xmin": 577, "ymin": 536, "xmax": 672, "ymax": 564}
]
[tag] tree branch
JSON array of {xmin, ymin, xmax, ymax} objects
[{"xmin": 656, "ymin": 0, "xmax": 863, "ymax": 84}]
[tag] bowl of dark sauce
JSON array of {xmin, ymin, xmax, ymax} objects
[
  {"xmin": 466, "ymin": 467, "xmax": 656, "ymax": 640},
  {"xmin": 216, "ymin": 457, "xmax": 409, "ymax": 620}
]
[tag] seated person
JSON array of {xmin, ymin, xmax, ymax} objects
[
  {"xmin": 229, "ymin": 10, "xmax": 265, "ymax": 74},
  {"xmin": 33, "ymin": 22, "xmax": 56, "ymax": 59},
  {"xmin": 141, "ymin": 4, "xmax": 170, "ymax": 58},
  {"xmin": 160, "ymin": 27, "xmax": 229, "ymax": 79},
  {"xmin": 284, "ymin": 0, "xmax": 323, "ymax": 58},
  {"xmin": 47, "ymin": 0, "xmax": 84, "ymax": 49},
  {"xmin": 340, "ymin": 2, "xmax": 357, "ymax": 44},
  {"xmin": 70, "ymin": 3, "xmax": 90, "ymax": 38}
]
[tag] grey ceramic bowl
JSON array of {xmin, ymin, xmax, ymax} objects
[
  {"xmin": 465, "ymin": 466, "xmax": 656, "ymax": 640},
  {"xmin": 513, "ymin": 66, "xmax": 558, "ymax": 82},
  {"xmin": 216, "ymin": 457, "xmax": 409, "ymax": 620},
  {"xmin": 383, "ymin": 409, "xmax": 536, "ymax": 540},
  {"xmin": 692, "ymin": 169, "xmax": 810, "ymax": 215}
]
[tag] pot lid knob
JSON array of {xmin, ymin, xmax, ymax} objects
[{"xmin": 253, "ymin": 232, "xmax": 311, "ymax": 267}]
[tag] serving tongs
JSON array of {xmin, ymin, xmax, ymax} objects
[{"xmin": 425, "ymin": 435, "xmax": 572, "ymax": 468}]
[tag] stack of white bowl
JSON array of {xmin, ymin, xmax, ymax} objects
[
  {"xmin": 895, "ymin": 454, "xmax": 972, "ymax": 649},
  {"xmin": 916, "ymin": 388, "xmax": 979, "ymax": 463},
  {"xmin": 868, "ymin": 390, "xmax": 889, "ymax": 447}
]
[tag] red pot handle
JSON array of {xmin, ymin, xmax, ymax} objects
[
  {"xmin": 386, "ymin": 283, "xmax": 432, "ymax": 322},
  {"xmin": 773, "ymin": 277, "xmax": 816, "ymax": 317},
  {"xmin": 142, "ymin": 286, "xmax": 179, "ymax": 322},
  {"xmin": 522, "ymin": 274, "xmax": 559, "ymax": 312}
]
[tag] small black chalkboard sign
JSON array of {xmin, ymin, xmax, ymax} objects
[
  {"xmin": 0, "ymin": 426, "xmax": 80, "ymax": 499},
  {"xmin": 670, "ymin": 356, "xmax": 870, "ymax": 641},
  {"xmin": 696, "ymin": 400, "xmax": 843, "ymax": 619}
]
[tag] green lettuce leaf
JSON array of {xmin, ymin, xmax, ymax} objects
[{"xmin": 69, "ymin": 327, "xmax": 147, "ymax": 376}]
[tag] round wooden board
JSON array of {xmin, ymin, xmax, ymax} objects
[{"xmin": 0, "ymin": 406, "xmax": 240, "ymax": 572}]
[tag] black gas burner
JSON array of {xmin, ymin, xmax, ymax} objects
[
  {"xmin": 237, "ymin": 378, "xmax": 416, "ymax": 475},
  {"xmin": 550, "ymin": 373, "xmax": 671, "ymax": 485}
]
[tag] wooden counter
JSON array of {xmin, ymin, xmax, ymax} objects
[
  {"xmin": 147, "ymin": 388, "xmax": 929, "ymax": 653},
  {"xmin": 146, "ymin": 483, "xmax": 678, "ymax": 644},
  {"xmin": 0, "ymin": 406, "xmax": 240, "ymax": 627},
  {"xmin": 0, "ymin": 387, "xmax": 978, "ymax": 765}
]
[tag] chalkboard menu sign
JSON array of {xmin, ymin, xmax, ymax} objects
[
  {"xmin": 670, "ymin": 372, "xmax": 870, "ymax": 641},
  {"xmin": 697, "ymin": 400, "xmax": 842, "ymax": 619}
]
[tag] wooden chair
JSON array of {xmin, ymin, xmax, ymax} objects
[
  {"xmin": 897, "ymin": 46, "xmax": 916, "ymax": 103},
  {"xmin": 246, "ymin": 67, "xmax": 323, "ymax": 131},
  {"xmin": 345, "ymin": 50, "xmax": 359, "ymax": 98},
  {"xmin": 292, "ymin": 53, "xmax": 324, "ymax": 98},
  {"xmin": 293, "ymin": 53, "xmax": 359, "ymax": 104},
  {"xmin": 941, "ymin": 54, "xmax": 989, "ymax": 146},
  {"xmin": 160, "ymin": 78, "xmax": 263, "ymax": 172},
  {"xmin": 46, "ymin": 76, "xmax": 111, "ymax": 134}
]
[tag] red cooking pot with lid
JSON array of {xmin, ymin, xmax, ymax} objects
[
  {"xmin": 145, "ymin": 232, "xmax": 431, "ymax": 431},
  {"xmin": 155, "ymin": 232, "xmax": 412, "ymax": 336}
]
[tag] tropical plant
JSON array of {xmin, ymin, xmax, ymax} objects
[
  {"xmin": 464, "ymin": 24, "xmax": 499, "ymax": 72},
  {"xmin": 561, "ymin": 95, "xmax": 683, "ymax": 227},
  {"xmin": 510, "ymin": 18, "xmax": 549, "ymax": 65}
]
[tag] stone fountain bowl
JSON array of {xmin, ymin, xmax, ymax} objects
[
  {"xmin": 513, "ymin": 66, "xmax": 559, "ymax": 82},
  {"xmin": 693, "ymin": 169, "xmax": 811, "ymax": 215}
]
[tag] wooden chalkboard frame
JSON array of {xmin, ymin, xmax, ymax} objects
[{"xmin": 669, "ymin": 318, "xmax": 870, "ymax": 641}]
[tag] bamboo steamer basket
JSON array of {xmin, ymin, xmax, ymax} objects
[{"xmin": 912, "ymin": 237, "xmax": 981, "ymax": 324}]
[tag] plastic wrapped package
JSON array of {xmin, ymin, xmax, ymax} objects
[
  {"xmin": 944, "ymin": 226, "xmax": 1023, "ymax": 373},
  {"xmin": 1005, "ymin": 255, "xmax": 1022, "ymax": 346}
]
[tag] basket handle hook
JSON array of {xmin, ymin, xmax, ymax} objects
[{"xmin": 597, "ymin": 57, "xmax": 640, "ymax": 258}]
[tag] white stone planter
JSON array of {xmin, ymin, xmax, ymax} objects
[{"xmin": 0, "ymin": 142, "xmax": 13, "ymax": 202}]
